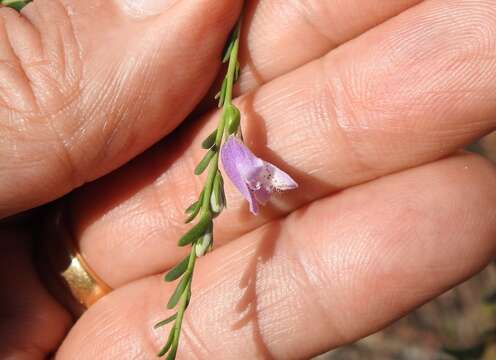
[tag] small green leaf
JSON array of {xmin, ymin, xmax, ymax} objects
[
  {"xmin": 194, "ymin": 149, "xmax": 216, "ymax": 175},
  {"xmin": 234, "ymin": 61, "xmax": 241, "ymax": 82},
  {"xmin": 185, "ymin": 201, "xmax": 199, "ymax": 215},
  {"xmin": 222, "ymin": 24, "xmax": 241, "ymax": 63},
  {"xmin": 222, "ymin": 40, "xmax": 234, "ymax": 63},
  {"xmin": 184, "ymin": 200, "xmax": 201, "ymax": 224},
  {"xmin": 154, "ymin": 314, "xmax": 177, "ymax": 329},
  {"xmin": 165, "ymin": 347, "xmax": 177, "ymax": 360},
  {"xmin": 178, "ymin": 216, "xmax": 212, "ymax": 247},
  {"xmin": 185, "ymin": 191, "xmax": 205, "ymax": 224},
  {"xmin": 201, "ymin": 129, "xmax": 218, "ymax": 149},
  {"xmin": 157, "ymin": 329, "xmax": 175, "ymax": 357},
  {"xmin": 167, "ymin": 274, "xmax": 190, "ymax": 309},
  {"xmin": 218, "ymin": 78, "xmax": 228, "ymax": 108},
  {"xmin": 2, "ymin": 0, "xmax": 29, "ymax": 10},
  {"xmin": 164, "ymin": 256, "xmax": 189, "ymax": 282},
  {"xmin": 225, "ymin": 104, "xmax": 241, "ymax": 135}
]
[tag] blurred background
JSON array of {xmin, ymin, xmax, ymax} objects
[{"xmin": 315, "ymin": 132, "xmax": 496, "ymax": 360}]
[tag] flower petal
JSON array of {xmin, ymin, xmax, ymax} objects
[
  {"xmin": 247, "ymin": 191, "xmax": 259, "ymax": 214},
  {"xmin": 220, "ymin": 136, "xmax": 297, "ymax": 215},
  {"xmin": 221, "ymin": 137, "xmax": 259, "ymax": 214},
  {"xmin": 264, "ymin": 163, "xmax": 298, "ymax": 191},
  {"xmin": 223, "ymin": 136, "xmax": 264, "ymax": 180},
  {"xmin": 253, "ymin": 187, "xmax": 271, "ymax": 205}
]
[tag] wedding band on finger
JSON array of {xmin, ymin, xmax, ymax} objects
[{"xmin": 37, "ymin": 202, "xmax": 112, "ymax": 316}]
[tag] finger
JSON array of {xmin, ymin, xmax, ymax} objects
[
  {"xmin": 57, "ymin": 153, "xmax": 496, "ymax": 359},
  {"xmin": 197, "ymin": 0, "xmax": 424, "ymax": 112},
  {"xmin": 0, "ymin": 227, "xmax": 71, "ymax": 359},
  {"xmin": 236, "ymin": 0, "xmax": 423, "ymax": 93},
  {"xmin": 0, "ymin": 6, "xmax": 43, "ymax": 109},
  {"xmin": 0, "ymin": 0, "xmax": 241, "ymax": 217},
  {"xmin": 71, "ymin": 0, "xmax": 496, "ymax": 287}
]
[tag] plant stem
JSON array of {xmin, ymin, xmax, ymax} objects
[
  {"xmin": 200, "ymin": 31, "xmax": 240, "ymax": 215},
  {"xmin": 158, "ymin": 17, "xmax": 242, "ymax": 359},
  {"xmin": 223, "ymin": 36, "xmax": 239, "ymax": 106},
  {"xmin": 171, "ymin": 249, "xmax": 196, "ymax": 349}
]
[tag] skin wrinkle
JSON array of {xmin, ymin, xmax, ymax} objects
[
  {"xmin": 58, "ymin": 0, "xmax": 72, "ymax": 82},
  {"xmin": 296, "ymin": 255, "xmax": 338, "ymax": 330},
  {"xmin": 24, "ymin": 1, "xmax": 83, "ymax": 110},
  {"xmin": 2, "ymin": 13, "xmax": 42, "ymax": 107},
  {"xmin": 92, "ymin": 293, "xmax": 148, "ymax": 358},
  {"xmin": 142, "ymin": 279, "xmax": 170, "ymax": 359},
  {"xmin": 153, "ymin": 179, "xmax": 188, "ymax": 244},
  {"xmin": 0, "ymin": 0, "xmax": 242, "ymax": 219},
  {"xmin": 3, "ymin": 1, "xmax": 85, "ymax": 189},
  {"xmin": 332, "ymin": 3, "xmax": 494, "ymax": 149},
  {"xmin": 34, "ymin": 0, "xmax": 66, "ymax": 79},
  {"xmin": 181, "ymin": 316, "xmax": 211, "ymax": 360},
  {"xmin": 0, "ymin": 9, "xmax": 39, "ymax": 110},
  {"xmin": 237, "ymin": 0, "xmax": 424, "ymax": 94},
  {"xmin": 286, "ymin": 1, "xmax": 336, "ymax": 48},
  {"xmin": 291, "ymin": 205, "xmax": 364, "ymax": 346},
  {"xmin": 320, "ymin": 57, "xmax": 380, "ymax": 177},
  {"xmin": 372, "ymin": 4, "xmax": 495, "ymax": 117},
  {"xmin": 316, "ymin": 196, "xmax": 413, "ymax": 332},
  {"xmin": 85, "ymin": 27, "xmax": 200, "ymax": 174},
  {"xmin": 284, "ymin": 239, "xmax": 347, "ymax": 352}
]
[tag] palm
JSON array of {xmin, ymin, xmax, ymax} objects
[{"xmin": 1, "ymin": 0, "xmax": 495, "ymax": 359}]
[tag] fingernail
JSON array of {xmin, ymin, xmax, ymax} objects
[{"xmin": 119, "ymin": 0, "xmax": 176, "ymax": 18}]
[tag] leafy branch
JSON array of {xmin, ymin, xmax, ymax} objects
[{"xmin": 155, "ymin": 20, "xmax": 242, "ymax": 360}]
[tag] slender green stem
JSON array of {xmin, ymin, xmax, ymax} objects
[
  {"xmin": 171, "ymin": 250, "xmax": 196, "ymax": 348},
  {"xmin": 223, "ymin": 37, "xmax": 239, "ymax": 106},
  {"xmin": 200, "ymin": 30, "xmax": 240, "ymax": 215},
  {"xmin": 158, "ymin": 17, "xmax": 242, "ymax": 359}
]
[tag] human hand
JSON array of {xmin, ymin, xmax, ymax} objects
[{"xmin": 1, "ymin": 1, "xmax": 496, "ymax": 359}]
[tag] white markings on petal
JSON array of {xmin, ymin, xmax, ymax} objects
[{"xmin": 221, "ymin": 136, "xmax": 298, "ymax": 215}]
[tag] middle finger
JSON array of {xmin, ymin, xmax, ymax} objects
[{"xmin": 236, "ymin": 0, "xmax": 424, "ymax": 92}]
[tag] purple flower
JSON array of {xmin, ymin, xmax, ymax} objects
[{"xmin": 220, "ymin": 136, "xmax": 298, "ymax": 214}]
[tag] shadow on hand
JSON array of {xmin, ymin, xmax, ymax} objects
[
  {"xmin": 231, "ymin": 222, "xmax": 281, "ymax": 360},
  {"xmin": 237, "ymin": 91, "xmax": 337, "ymax": 219}
]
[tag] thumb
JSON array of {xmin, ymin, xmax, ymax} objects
[{"xmin": 0, "ymin": 0, "xmax": 241, "ymax": 217}]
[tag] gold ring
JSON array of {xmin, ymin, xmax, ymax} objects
[{"xmin": 37, "ymin": 203, "xmax": 112, "ymax": 316}]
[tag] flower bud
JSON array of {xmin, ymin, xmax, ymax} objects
[
  {"xmin": 225, "ymin": 104, "xmax": 241, "ymax": 135},
  {"xmin": 195, "ymin": 225, "xmax": 213, "ymax": 257},
  {"xmin": 210, "ymin": 171, "xmax": 226, "ymax": 215}
]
